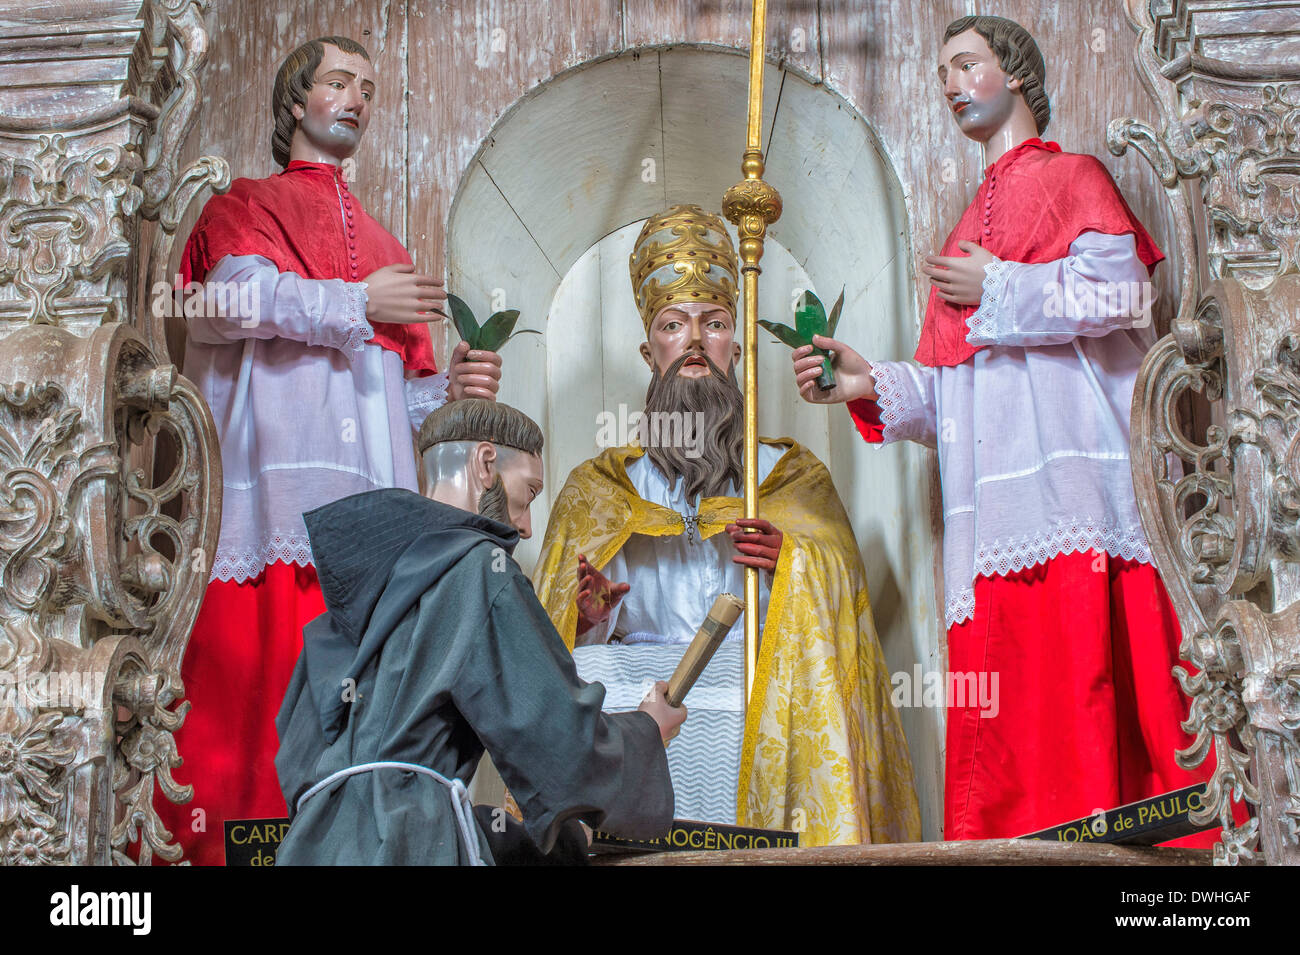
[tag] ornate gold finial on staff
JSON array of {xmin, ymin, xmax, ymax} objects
[{"xmin": 721, "ymin": 0, "xmax": 782, "ymax": 704}]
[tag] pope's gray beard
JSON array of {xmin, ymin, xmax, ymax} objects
[
  {"xmin": 477, "ymin": 474, "xmax": 511, "ymax": 527},
  {"xmin": 643, "ymin": 352, "xmax": 744, "ymax": 503}
]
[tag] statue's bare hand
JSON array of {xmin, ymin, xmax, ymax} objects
[
  {"xmin": 362, "ymin": 263, "xmax": 447, "ymax": 325},
  {"xmin": 575, "ymin": 553, "xmax": 629, "ymax": 638},
  {"xmin": 921, "ymin": 240, "xmax": 995, "ymax": 306},
  {"xmin": 726, "ymin": 518, "xmax": 784, "ymax": 572},
  {"xmin": 638, "ymin": 680, "xmax": 687, "ymax": 744},
  {"xmin": 448, "ymin": 340, "xmax": 502, "ymax": 401},
  {"xmin": 792, "ymin": 334, "xmax": 877, "ymax": 405}
]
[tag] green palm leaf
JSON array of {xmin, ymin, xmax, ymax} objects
[
  {"xmin": 793, "ymin": 290, "xmax": 838, "ymax": 391},
  {"xmin": 758, "ymin": 319, "xmax": 810, "ymax": 349},
  {"xmin": 477, "ymin": 309, "xmax": 522, "ymax": 351},
  {"xmin": 795, "ymin": 290, "xmax": 828, "ymax": 344},
  {"xmin": 827, "ymin": 287, "xmax": 846, "ymax": 338},
  {"xmin": 446, "ymin": 293, "xmax": 480, "ymax": 346}
]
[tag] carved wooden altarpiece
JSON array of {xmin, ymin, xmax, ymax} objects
[
  {"xmin": 2, "ymin": 0, "xmax": 1298, "ymax": 868},
  {"xmin": 1113, "ymin": 0, "xmax": 1300, "ymax": 865},
  {"xmin": 0, "ymin": 0, "xmax": 223, "ymax": 865}
]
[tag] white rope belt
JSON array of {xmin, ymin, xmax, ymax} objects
[{"xmin": 296, "ymin": 760, "xmax": 485, "ymax": 866}]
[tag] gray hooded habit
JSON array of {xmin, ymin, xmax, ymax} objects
[{"xmin": 274, "ymin": 487, "xmax": 674, "ymax": 864}]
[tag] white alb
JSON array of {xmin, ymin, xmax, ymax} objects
[
  {"xmin": 183, "ymin": 254, "xmax": 449, "ymax": 582},
  {"xmin": 866, "ymin": 231, "xmax": 1156, "ymax": 627}
]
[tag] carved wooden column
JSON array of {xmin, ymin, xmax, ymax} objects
[
  {"xmin": 0, "ymin": 0, "xmax": 225, "ymax": 864},
  {"xmin": 1112, "ymin": 0, "xmax": 1300, "ymax": 865}
]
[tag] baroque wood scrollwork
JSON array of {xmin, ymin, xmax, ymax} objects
[
  {"xmin": 0, "ymin": 1, "xmax": 226, "ymax": 865},
  {"xmin": 1112, "ymin": 0, "xmax": 1300, "ymax": 865}
]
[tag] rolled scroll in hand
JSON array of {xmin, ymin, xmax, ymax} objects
[{"xmin": 665, "ymin": 593, "xmax": 746, "ymax": 708}]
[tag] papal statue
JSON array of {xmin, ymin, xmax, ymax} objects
[{"xmin": 533, "ymin": 205, "xmax": 921, "ymax": 846}]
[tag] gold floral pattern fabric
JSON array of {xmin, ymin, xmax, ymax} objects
[{"xmin": 533, "ymin": 440, "xmax": 921, "ymax": 846}]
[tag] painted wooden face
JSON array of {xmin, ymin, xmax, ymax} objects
[
  {"xmin": 641, "ymin": 302, "xmax": 740, "ymax": 378},
  {"xmin": 291, "ymin": 45, "xmax": 376, "ymax": 161},
  {"xmin": 496, "ymin": 449, "xmax": 543, "ymax": 540},
  {"xmin": 936, "ymin": 29, "xmax": 1022, "ymax": 144}
]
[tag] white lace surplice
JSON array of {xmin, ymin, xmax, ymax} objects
[
  {"xmin": 183, "ymin": 254, "xmax": 449, "ymax": 582},
  {"xmin": 868, "ymin": 231, "xmax": 1155, "ymax": 628}
]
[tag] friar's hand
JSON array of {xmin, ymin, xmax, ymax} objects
[
  {"xmin": 638, "ymin": 680, "xmax": 687, "ymax": 744},
  {"xmin": 726, "ymin": 518, "xmax": 784, "ymax": 572},
  {"xmin": 792, "ymin": 334, "xmax": 877, "ymax": 405},
  {"xmin": 575, "ymin": 553, "xmax": 630, "ymax": 638},
  {"xmin": 448, "ymin": 340, "xmax": 502, "ymax": 401},
  {"xmin": 362, "ymin": 263, "xmax": 448, "ymax": 324},
  {"xmin": 921, "ymin": 240, "xmax": 996, "ymax": 306}
]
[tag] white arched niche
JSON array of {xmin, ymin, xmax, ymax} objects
[{"xmin": 446, "ymin": 45, "xmax": 943, "ymax": 838}]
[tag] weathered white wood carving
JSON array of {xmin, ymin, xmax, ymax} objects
[
  {"xmin": 0, "ymin": 0, "xmax": 225, "ymax": 865},
  {"xmin": 1113, "ymin": 0, "xmax": 1300, "ymax": 865}
]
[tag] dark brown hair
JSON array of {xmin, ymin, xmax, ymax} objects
[
  {"xmin": 418, "ymin": 398, "xmax": 544, "ymax": 457},
  {"xmin": 270, "ymin": 36, "xmax": 371, "ymax": 168},
  {"xmin": 944, "ymin": 15, "xmax": 1050, "ymax": 135}
]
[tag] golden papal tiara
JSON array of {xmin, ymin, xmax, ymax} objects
[{"xmin": 628, "ymin": 204, "xmax": 739, "ymax": 333}]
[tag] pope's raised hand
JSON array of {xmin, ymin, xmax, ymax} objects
[
  {"xmin": 791, "ymin": 334, "xmax": 877, "ymax": 405},
  {"xmin": 726, "ymin": 518, "xmax": 784, "ymax": 572},
  {"xmin": 448, "ymin": 340, "xmax": 502, "ymax": 402},
  {"xmin": 362, "ymin": 263, "xmax": 448, "ymax": 325},
  {"xmin": 575, "ymin": 553, "xmax": 630, "ymax": 638}
]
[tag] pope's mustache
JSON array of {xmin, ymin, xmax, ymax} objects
[{"xmin": 660, "ymin": 349, "xmax": 731, "ymax": 381}]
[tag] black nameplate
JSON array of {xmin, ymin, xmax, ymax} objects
[
  {"xmin": 223, "ymin": 817, "xmax": 291, "ymax": 866},
  {"xmin": 591, "ymin": 818, "xmax": 799, "ymax": 854},
  {"xmin": 1016, "ymin": 785, "xmax": 1215, "ymax": 845}
]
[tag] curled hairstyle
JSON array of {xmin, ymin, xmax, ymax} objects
[
  {"xmin": 418, "ymin": 398, "xmax": 543, "ymax": 457},
  {"xmin": 944, "ymin": 15, "xmax": 1051, "ymax": 135},
  {"xmin": 270, "ymin": 35, "xmax": 371, "ymax": 168}
]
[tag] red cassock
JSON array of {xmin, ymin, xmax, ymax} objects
[
  {"xmin": 848, "ymin": 140, "xmax": 1230, "ymax": 847},
  {"xmin": 156, "ymin": 161, "xmax": 435, "ymax": 865},
  {"xmin": 848, "ymin": 409, "xmax": 1227, "ymax": 848}
]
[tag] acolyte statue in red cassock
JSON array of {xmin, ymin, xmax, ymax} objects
[
  {"xmin": 156, "ymin": 35, "xmax": 504, "ymax": 864},
  {"xmin": 790, "ymin": 16, "xmax": 1226, "ymax": 843}
]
